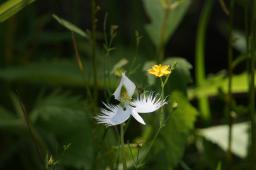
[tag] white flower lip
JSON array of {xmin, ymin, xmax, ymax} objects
[
  {"xmin": 131, "ymin": 93, "xmax": 167, "ymax": 113},
  {"xmin": 113, "ymin": 73, "xmax": 136, "ymax": 101},
  {"xmin": 96, "ymin": 74, "xmax": 166, "ymax": 126}
]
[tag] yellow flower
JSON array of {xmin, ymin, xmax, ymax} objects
[{"xmin": 147, "ymin": 64, "xmax": 171, "ymax": 77}]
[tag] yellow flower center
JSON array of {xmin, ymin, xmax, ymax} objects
[{"xmin": 147, "ymin": 64, "xmax": 171, "ymax": 77}]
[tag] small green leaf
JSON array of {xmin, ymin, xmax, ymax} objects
[
  {"xmin": 52, "ymin": 14, "xmax": 88, "ymax": 39},
  {"xmin": 0, "ymin": 0, "xmax": 35, "ymax": 22}
]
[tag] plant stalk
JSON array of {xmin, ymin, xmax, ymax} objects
[
  {"xmin": 91, "ymin": 0, "xmax": 98, "ymax": 106},
  {"xmin": 226, "ymin": 0, "xmax": 234, "ymax": 168},
  {"xmin": 247, "ymin": 0, "xmax": 256, "ymax": 168},
  {"xmin": 195, "ymin": 0, "xmax": 214, "ymax": 120},
  {"xmin": 120, "ymin": 124, "xmax": 127, "ymax": 170}
]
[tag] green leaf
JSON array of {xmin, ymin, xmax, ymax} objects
[
  {"xmin": 143, "ymin": 0, "xmax": 190, "ymax": 46},
  {"xmin": 0, "ymin": 60, "xmax": 116, "ymax": 89},
  {"xmin": 188, "ymin": 71, "xmax": 256, "ymax": 99},
  {"xmin": 0, "ymin": 106, "xmax": 24, "ymax": 131},
  {"xmin": 199, "ymin": 122, "xmax": 249, "ymax": 158},
  {"xmin": 52, "ymin": 14, "xmax": 88, "ymax": 39},
  {"xmin": 152, "ymin": 91, "xmax": 197, "ymax": 169},
  {"xmin": 32, "ymin": 92, "xmax": 93, "ymax": 169},
  {"xmin": 0, "ymin": 0, "xmax": 35, "ymax": 22}
]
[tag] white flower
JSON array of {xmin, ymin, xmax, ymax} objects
[
  {"xmin": 96, "ymin": 73, "xmax": 166, "ymax": 126},
  {"xmin": 113, "ymin": 73, "xmax": 136, "ymax": 101}
]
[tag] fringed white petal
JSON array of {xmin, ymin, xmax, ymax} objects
[
  {"xmin": 113, "ymin": 73, "xmax": 136, "ymax": 101},
  {"xmin": 95, "ymin": 103, "xmax": 132, "ymax": 126},
  {"xmin": 131, "ymin": 92, "xmax": 167, "ymax": 113},
  {"xmin": 131, "ymin": 109, "xmax": 146, "ymax": 125}
]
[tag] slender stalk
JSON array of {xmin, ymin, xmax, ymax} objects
[
  {"xmin": 91, "ymin": 0, "xmax": 98, "ymax": 106},
  {"xmin": 226, "ymin": 0, "xmax": 234, "ymax": 168},
  {"xmin": 157, "ymin": 8, "xmax": 171, "ymax": 63},
  {"xmin": 140, "ymin": 75, "xmax": 168, "ymax": 165},
  {"xmin": 13, "ymin": 93, "xmax": 45, "ymax": 170},
  {"xmin": 195, "ymin": 0, "xmax": 214, "ymax": 120},
  {"xmin": 120, "ymin": 124, "xmax": 127, "ymax": 170},
  {"xmin": 247, "ymin": 0, "xmax": 256, "ymax": 168}
]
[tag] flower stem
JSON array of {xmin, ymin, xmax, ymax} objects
[
  {"xmin": 120, "ymin": 124, "xmax": 127, "ymax": 170},
  {"xmin": 160, "ymin": 77, "xmax": 165, "ymax": 126},
  {"xmin": 91, "ymin": 0, "xmax": 98, "ymax": 106}
]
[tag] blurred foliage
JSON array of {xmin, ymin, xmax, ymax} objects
[
  {"xmin": 150, "ymin": 91, "xmax": 197, "ymax": 169},
  {"xmin": 0, "ymin": 0, "xmax": 255, "ymax": 169},
  {"xmin": 143, "ymin": 0, "xmax": 190, "ymax": 46},
  {"xmin": 0, "ymin": 0, "xmax": 34, "ymax": 22}
]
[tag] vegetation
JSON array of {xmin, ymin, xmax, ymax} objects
[{"xmin": 0, "ymin": 0, "xmax": 255, "ymax": 170}]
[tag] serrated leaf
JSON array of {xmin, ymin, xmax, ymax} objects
[
  {"xmin": 0, "ymin": 0, "xmax": 34, "ymax": 22},
  {"xmin": 143, "ymin": 0, "xmax": 190, "ymax": 46},
  {"xmin": 52, "ymin": 14, "xmax": 88, "ymax": 39},
  {"xmin": 199, "ymin": 122, "xmax": 249, "ymax": 158}
]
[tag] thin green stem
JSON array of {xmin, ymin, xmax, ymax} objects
[
  {"xmin": 120, "ymin": 124, "xmax": 127, "ymax": 170},
  {"xmin": 139, "ymin": 125, "xmax": 163, "ymax": 165},
  {"xmin": 247, "ymin": 0, "xmax": 256, "ymax": 168},
  {"xmin": 12, "ymin": 93, "xmax": 45, "ymax": 170},
  {"xmin": 226, "ymin": 0, "xmax": 234, "ymax": 168},
  {"xmin": 195, "ymin": 0, "xmax": 214, "ymax": 120},
  {"xmin": 139, "ymin": 76, "xmax": 168, "ymax": 165},
  {"xmin": 91, "ymin": 0, "xmax": 98, "ymax": 106}
]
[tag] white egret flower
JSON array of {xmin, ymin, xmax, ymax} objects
[{"xmin": 96, "ymin": 73, "xmax": 166, "ymax": 126}]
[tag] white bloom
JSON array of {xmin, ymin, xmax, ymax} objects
[
  {"xmin": 96, "ymin": 74, "xmax": 166, "ymax": 126},
  {"xmin": 113, "ymin": 73, "xmax": 136, "ymax": 101}
]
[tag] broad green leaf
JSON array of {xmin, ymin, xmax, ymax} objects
[
  {"xmin": 143, "ymin": 0, "xmax": 190, "ymax": 46},
  {"xmin": 52, "ymin": 14, "xmax": 88, "ymax": 39},
  {"xmin": 32, "ymin": 92, "xmax": 93, "ymax": 169},
  {"xmin": 149, "ymin": 91, "xmax": 197, "ymax": 169},
  {"xmin": 0, "ymin": 0, "xmax": 34, "ymax": 22},
  {"xmin": 188, "ymin": 71, "xmax": 256, "ymax": 99},
  {"xmin": 0, "ymin": 60, "xmax": 116, "ymax": 89},
  {"xmin": 199, "ymin": 122, "xmax": 249, "ymax": 158}
]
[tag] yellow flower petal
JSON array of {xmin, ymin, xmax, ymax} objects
[{"xmin": 147, "ymin": 64, "xmax": 171, "ymax": 77}]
